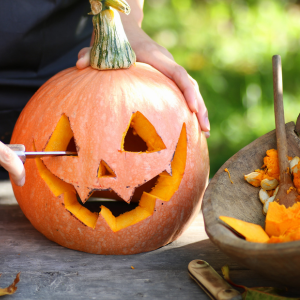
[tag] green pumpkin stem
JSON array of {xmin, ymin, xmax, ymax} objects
[{"xmin": 89, "ymin": 0, "xmax": 136, "ymax": 70}]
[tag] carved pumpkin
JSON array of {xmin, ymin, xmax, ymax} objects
[{"xmin": 10, "ymin": 0, "xmax": 209, "ymax": 254}]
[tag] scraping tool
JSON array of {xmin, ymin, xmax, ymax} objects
[{"xmin": 7, "ymin": 144, "xmax": 77, "ymax": 163}]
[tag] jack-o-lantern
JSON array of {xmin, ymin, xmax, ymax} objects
[{"xmin": 10, "ymin": 0, "xmax": 209, "ymax": 254}]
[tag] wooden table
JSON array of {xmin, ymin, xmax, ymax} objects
[{"xmin": 1, "ymin": 180, "xmax": 299, "ymax": 299}]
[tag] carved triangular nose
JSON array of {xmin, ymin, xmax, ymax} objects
[{"xmin": 97, "ymin": 160, "xmax": 116, "ymax": 178}]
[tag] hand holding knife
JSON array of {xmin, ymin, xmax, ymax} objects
[{"xmin": 7, "ymin": 144, "xmax": 77, "ymax": 163}]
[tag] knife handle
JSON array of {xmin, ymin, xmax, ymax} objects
[
  {"xmin": 188, "ymin": 260, "xmax": 242, "ymax": 300},
  {"xmin": 6, "ymin": 144, "xmax": 26, "ymax": 163}
]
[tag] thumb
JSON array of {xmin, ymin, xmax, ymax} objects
[
  {"xmin": 0, "ymin": 142, "xmax": 25, "ymax": 186},
  {"xmin": 76, "ymin": 47, "xmax": 91, "ymax": 70}
]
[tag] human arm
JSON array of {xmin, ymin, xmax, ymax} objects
[
  {"xmin": 76, "ymin": 0, "xmax": 210, "ymax": 136},
  {"xmin": 0, "ymin": 142, "xmax": 25, "ymax": 186}
]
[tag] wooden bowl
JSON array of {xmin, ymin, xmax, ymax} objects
[{"xmin": 202, "ymin": 122, "xmax": 300, "ymax": 288}]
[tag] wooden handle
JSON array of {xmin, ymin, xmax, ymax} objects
[
  {"xmin": 188, "ymin": 260, "xmax": 242, "ymax": 300},
  {"xmin": 273, "ymin": 55, "xmax": 289, "ymax": 184}
]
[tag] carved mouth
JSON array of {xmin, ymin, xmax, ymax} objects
[{"xmin": 77, "ymin": 174, "xmax": 159, "ymax": 216}]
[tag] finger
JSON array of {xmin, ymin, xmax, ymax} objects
[
  {"xmin": 157, "ymin": 55, "xmax": 210, "ymax": 134},
  {"xmin": 189, "ymin": 76, "xmax": 210, "ymax": 134},
  {"xmin": 76, "ymin": 47, "xmax": 91, "ymax": 70},
  {"xmin": 196, "ymin": 102, "xmax": 210, "ymax": 137},
  {"xmin": 171, "ymin": 65, "xmax": 199, "ymax": 114},
  {"xmin": 0, "ymin": 142, "xmax": 25, "ymax": 186}
]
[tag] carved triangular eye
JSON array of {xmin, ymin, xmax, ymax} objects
[
  {"xmin": 123, "ymin": 126, "xmax": 148, "ymax": 152},
  {"xmin": 122, "ymin": 111, "xmax": 166, "ymax": 153},
  {"xmin": 66, "ymin": 137, "xmax": 77, "ymax": 152},
  {"xmin": 98, "ymin": 160, "xmax": 116, "ymax": 178},
  {"xmin": 44, "ymin": 114, "xmax": 78, "ymax": 154}
]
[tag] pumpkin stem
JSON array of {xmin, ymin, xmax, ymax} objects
[{"xmin": 89, "ymin": 0, "xmax": 136, "ymax": 70}]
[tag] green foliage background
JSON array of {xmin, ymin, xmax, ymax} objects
[{"xmin": 142, "ymin": 0, "xmax": 300, "ymax": 177}]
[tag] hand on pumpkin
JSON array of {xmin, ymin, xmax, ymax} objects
[
  {"xmin": 0, "ymin": 142, "xmax": 25, "ymax": 186},
  {"xmin": 76, "ymin": 1, "xmax": 210, "ymax": 137}
]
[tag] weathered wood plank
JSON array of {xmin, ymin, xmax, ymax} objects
[{"xmin": 1, "ymin": 180, "xmax": 299, "ymax": 299}]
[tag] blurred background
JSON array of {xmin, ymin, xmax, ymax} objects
[{"xmin": 142, "ymin": 0, "xmax": 300, "ymax": 178}]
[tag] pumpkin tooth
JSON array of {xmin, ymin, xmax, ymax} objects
[
  {"xmin": 75, "ymin": 186, "xmax": 96, "ymax": 204},
  {"xmin": 165, "ymin": 164, "xmax": 172, "ymax": 176}
]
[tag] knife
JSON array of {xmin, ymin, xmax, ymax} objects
[
  {"xmin": 6, "ymin": 144, "xmax": 77, "ymax": 163},
  {"xmin": 188, "ymin": 260, "xmax": 243, "ymax": 300}
]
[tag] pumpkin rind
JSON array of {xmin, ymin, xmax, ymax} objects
[{"xmin": 11, "ymin": 63, "xmax": 209, "ymax": 254}]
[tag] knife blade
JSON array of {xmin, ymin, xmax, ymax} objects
[
  {"xmin": 7, "ymin": 144, "xmax": 77, "ymax": 163},
  {"xmin": 188, "ymin": 260, "xmax": 243, "ymax": 300}
]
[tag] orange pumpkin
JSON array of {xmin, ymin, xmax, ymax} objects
[{"xmin": 10, "ymin": 0, "xmax": 209, "ymax": 254}]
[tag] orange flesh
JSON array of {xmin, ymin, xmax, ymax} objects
[
  {"xmin": 287, "ymin": 186, "xmax": 296, "ymax": 194},
  {"xmin": 239, "ymin": 149, "xmax": 300, "ymax": 244},
  {"xmin": 98, "ymin": 160, "xmax": 116, "ymax": 178},
  {"xmin": 121, "ymin": 111, "xmax": 166, "ymax": 152},
  {"xmin": 44, "ymin": 114, "xmax": 74, "ymax": 152},
  {"xmin": 226, "ymin": 187, "xmax": 300, "ymax": 244},
  {"xmin": 224, "ymin": 168, "xmax": 233, "ymax": 184},
  {"xmin": 263, "ymin": 149, "xmax": 280, "ymax": 181},
  {"xmin": 268, "ymin": 226, "xmax": 300, "ymax": 243},
  {"xmin": 36, "ymin": 114, "xmax": 187, "ymax": 231},
  {"xmin": 244, "ymin": 170, "xmax": 265, "ymax": 187},
  {"xmin": 245, "ymin": 150, "xmax": 280, "ymax": 188},
  {"xmin": 219, "ymin": 216, "xmax": 269, "ymax": 243},
  {"xmin": 265, "ymin": 202, "xmax": 300, "ymax": 237}
]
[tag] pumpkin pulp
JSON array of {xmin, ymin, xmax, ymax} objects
[{"xmin": 221, "ymin": 149, "xmax": 300, "ymax": 243}]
